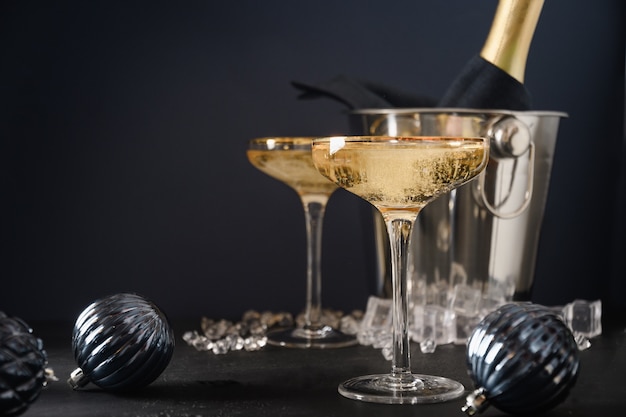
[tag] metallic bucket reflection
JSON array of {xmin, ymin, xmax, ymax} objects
[{"xmin": 349, "ymin": 108, "xmax": 566, "ymax": 301}]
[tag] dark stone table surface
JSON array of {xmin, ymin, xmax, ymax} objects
[{"xmin": 21, "ymin": 320, "xmax": 626, "ymax": 417}]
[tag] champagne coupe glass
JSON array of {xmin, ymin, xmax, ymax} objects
[
  {"xmin": 247, "ymin": 137, "xmax": 357, "ymax": 349},
  {"xmin": 312, "ymin": 135, "xmax": 489, "ymax": 403}
]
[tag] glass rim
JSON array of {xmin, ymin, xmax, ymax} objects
[
  {"xmin": 249, "ymin": 136, "xmax": 316, "ymax": 144},
  {"xmin": 311, "ymin": 135, "xmax": 487, "ymax": 143},
  {"xmin": 247, "ymin": 136, "xmax": 317, "ymax": 151}
]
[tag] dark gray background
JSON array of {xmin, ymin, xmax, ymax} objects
[{"xmin": 1, "ymin": 0, "xmax": 624, "ymax": 322}]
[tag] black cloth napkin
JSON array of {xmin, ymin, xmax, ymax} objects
[
  {"xmin": 291, "ymin": 74, "xmax": 437, "ymax": 109},
  {"xmin": 437, "ymin": 55, "xmax": 532, "ymax": 110},
  {"xmin": 292, "ymin": 55, "xmax": 532, "ymax": 111}
]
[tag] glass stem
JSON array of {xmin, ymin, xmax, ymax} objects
[
  {"xmin": 386, "ymin": 216, "xmax": 416, "ymax": 383},
  {"xmin": 301, "ymin": 196, "xmax": 329, "ymax": 331}
]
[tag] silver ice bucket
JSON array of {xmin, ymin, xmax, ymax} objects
[{"xmin": 349, "ymin": 108, "xmax": 566, "ymax": 307}]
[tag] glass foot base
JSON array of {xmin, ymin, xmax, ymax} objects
[
  {"xmin": 266, "ymin": 326, "xmax": 357, "ymax": 349},
  {"xmin": 338, "ymin": 373, "xmax": 465, "ymax": 404}
]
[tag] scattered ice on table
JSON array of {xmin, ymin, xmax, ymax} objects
[
  {"xmin": 183, "ymin": 294, "xmax": 603, "ymax": 357},
  {"xmin": 182, "ymin": 331, "xmax": 213, "ymax": 351},
  {"xmin": 361, "ymin": 278, "xmax": 603, "ymax": 358},
  {"xmin": 182, "ymin": 330, "xmax": 195, "ymax": 344},
  {"xmin": 212, "ymin": 338, "xmax": 231, "ymax": 355},
  {"xmin": 478, "ymin": 296, "xmax": 506, "ymax": 319},
  {"xmin": 339, "ymin": 311, "xmax": 362, "ymax": 335},
  {"xmin": 184, "ymin": 309, "xmax": 361, "ymax": 355},
  {"xmin": 357, "ymin": 296, "xmax": 392, "ymax": 346},
  {"xmin": 450, "ymin": 284, "xmax": 481, "ymax": 316},
  {"xmin": 573, "ymin": 333, "xmax": 592, "ymax": 351},
  {"xmin": 454, "ymin": 313, "xmax": 482, "ymax": 345},
  {"xmin": 259, "ymin": 310, "xmax": 293, "ymax": 329},
  {"xmin": 296, "ymin": 308, "xmax": 343, "ymax": 329},
  {"xmin": 420, "ymin": 338, "xmax": 437, "ymax": 354},
  {"xmin": 381, "ymin": 343, "xmax": 393, "ymax": 360},
  {"xmin": 183, "ymin": 311, "xmax": 284, "ymax": 354},
  {"xmin": 201, "ymin": 318, "xmax": 233, "ymax": 340},
  {"xmin": 487, "ymin": 275, "xmax": 516, "ymax": 302},
  {"xmin": 559, "ymin": 299, "xmax": 602, "ymax": 351},
  {"xmin": 562, "ymin": 299, "xmax": 602, "ymax": 339},
  {"xmin": 243, "ymin": 335, "xmax": 267, "ymax": 351},
  {"xmin": 412, "ymin": 305, "xmax": 456, "ymax": 348},
  {"xmin": 427, "ymin": 281, "xmax": 450, "ymax": 308}
]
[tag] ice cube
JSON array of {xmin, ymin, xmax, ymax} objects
[
  {"xmin": 357, "ymin": 296, "xmax": 392, "ymax": 346},
  {"xmin": 563, "ymin": 299, "xmax": 602, "ymax": 338},
  {"xmin": 450, "ymin": 284, "xmax": 482, "ymax": 316}
]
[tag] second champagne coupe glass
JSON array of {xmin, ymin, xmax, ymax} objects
[
  {"xmin": 312, "ymin": 135, "xmax": 489, "ymax": 403},
  {"xmin": 247, "ymin": 137, "xmax": 357, "ymax": 349}
]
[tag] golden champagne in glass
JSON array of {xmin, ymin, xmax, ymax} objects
[
  {"xmin": 312, "ymin": 136, "xmax": 488, "ymax": 403},
  {"xmin": 248, "ymin": 137, "xmax": 357, "ymax": 348}
]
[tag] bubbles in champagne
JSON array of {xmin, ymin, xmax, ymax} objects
[
  {"xmin": 312, "ymin": 139, "xmax": 487, "ymax": 210},
  {"xmin": 248, "ymin": 149, "xmax": 338, "ymax": 196}
]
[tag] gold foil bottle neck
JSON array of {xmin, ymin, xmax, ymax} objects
[{"xmin": 480, "ymin": 0, "xmax": 545, "ymax": 83}]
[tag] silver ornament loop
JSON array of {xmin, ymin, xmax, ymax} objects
[{"xmin": 462, "ymin": 387, "xmax": 489, "ymax": 416}]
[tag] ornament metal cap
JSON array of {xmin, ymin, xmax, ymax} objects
[
  {"xmin": 462, "ymin": 387, "xmax": 490, "ymax": 416},
  {"xmin": 68, "ymin": 368, "xmax": 88, "ymax": 390}
]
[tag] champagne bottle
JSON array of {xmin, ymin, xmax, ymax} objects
[{"xmin": 438, "ymin": 0, "xmax": 545, "ymax": 110}]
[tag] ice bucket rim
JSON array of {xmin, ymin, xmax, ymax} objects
[{"xmin": 349, "ymin": 107, "xmax": 568, "ymax": 118}]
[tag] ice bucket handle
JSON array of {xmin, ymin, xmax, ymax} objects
[{"xmin": 476, "ymin": 115, "xmax": 534, "ymax": 219}]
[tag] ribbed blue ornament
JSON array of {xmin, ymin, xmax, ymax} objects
[
  {"xmin": 463, "ymin": 303, "xmax": 580, "ymax": 415},
  {"xmin": 0, "ymin": 312, "xmax": 48, "ymax": 416},
  {"xmin": 68, "ymin": 293, "xmax": 175, "ymax": 392}
]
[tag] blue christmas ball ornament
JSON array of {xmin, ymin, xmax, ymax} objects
[
  {"xmin": 463, "ymin": 303, "xmax": 580, "ymax": 415},
  {"xmin": 0, "ymin": 312, "xmax": 48, "ymax": 416},
  {"xmin": 68, "ymin": 293, "xmax": 175, "ymax": 392}
]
